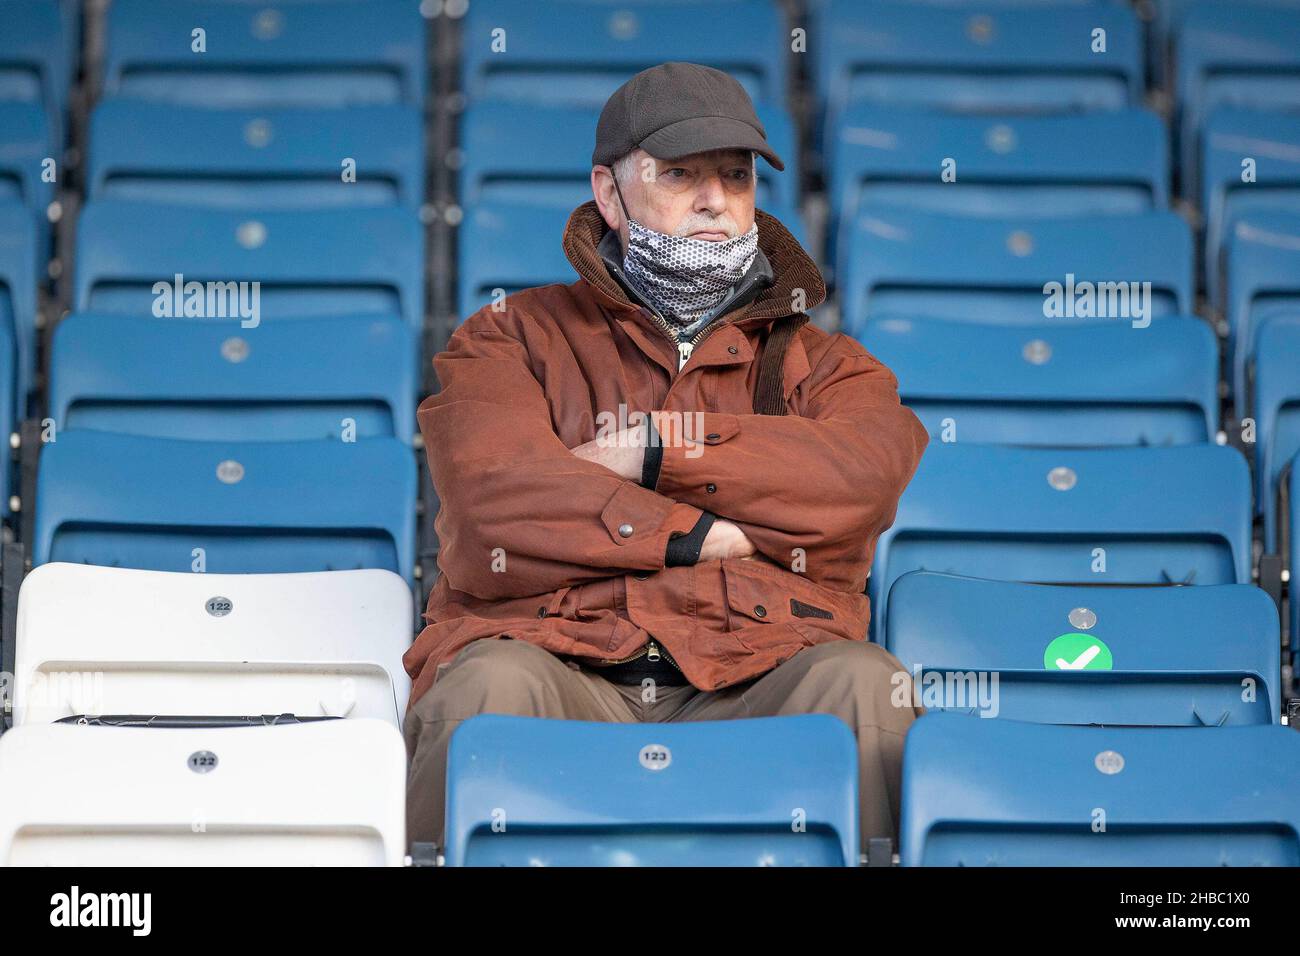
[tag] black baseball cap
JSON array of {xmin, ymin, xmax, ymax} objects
[{"xmin": 592, "ymin": 61, "xmax": 785, "ymax": 172}]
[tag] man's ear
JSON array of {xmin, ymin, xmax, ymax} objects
[{"xmin": 591, "ymin": 165, "xmax": 623, "ymax": 232}]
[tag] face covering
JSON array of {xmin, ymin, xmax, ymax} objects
[{"xmin": 613, "ymin": 177, "xmax": 758, "ymax": 333}]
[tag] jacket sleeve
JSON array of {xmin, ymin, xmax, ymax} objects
[
  {"xmin": 421, "ymin": 312, "xmax": 706, "ymax": 601},
  {"xmin": 649, "ymin": 336, "xmax": 930, "ymax": 591}
]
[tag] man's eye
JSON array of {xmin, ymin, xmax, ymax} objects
[
  {"xmin": 729, "ymin": 169, "xmax": 751, "ymax": 181},
  {"xmin": 663, "ymin": 168, "xmax": 688, "ymax": 179}
]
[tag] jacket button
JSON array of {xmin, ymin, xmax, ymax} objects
[
  {"xmin": 537, "ymin": 606, "xmax": 547, "ymax": 618},
  {"xmin": 706, "ymin": 483, "xmax": 717, "ymax": 493},
  {"xmin": 753, "ymin": 604, "xmax": 767, "ymax": 618},
  {"xmin": 727, "ymin": 346, "xmax": 738, "ymax": 354},
  {"xmin": 706, "ymin": 433, "xmax": 721, "ymax": 441},
  {"xmin": 618, "ymin": 523, "xmax": 634, "ymax": 538}
]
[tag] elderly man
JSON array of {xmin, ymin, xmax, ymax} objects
[{"xmin": 405, "ymin": 62, "xmax": 929, "ymax": 857}]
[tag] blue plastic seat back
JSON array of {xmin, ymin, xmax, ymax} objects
[
  {"xmin": 1176, "ymin": 3, "xmax": 1300, "ymax": 196},
  {"xmin": 1201, "ymin": 108, "xmax": 1300, "ymax": 308},
  {"xmin": 34, "ymin": 431, "xmax": 416, "ymax": 581},
  {"xmin": 1224, "ymin": 211, "xmax": 1300, "ymax": 417},
  {"xmin": 0, "ymin": 101, "xmax": 54, "ymax": 209},
  {"xmin": 901, "ymin": 713, "xmax": 1300, "ymax": 865},
  {"xmin": 86, "ymin": 101, "xmax": 425, "ymax": 208},
  {"xmin": 457, "ymin": 201, "xmax": 577, "ymax": 322},
  {"xmin": 828, "ymin": 107, "xmax": 1166, "ymax": 267},
  {"xmin": 0, "ymin": 0, "xmax": 70, "ymax": 142},
  {"xmin": 1287, "ymin": 461, "xmax": 1300, "ymax": 659},
  {"xmin": 859, "ymin": 314, "xmax": 1218, "ymax": 447},
  {"xmin": 816, "ymin": 0, "xmax": 1142, "ymax": 137},
  {"xmin": 460, "ymin": 100, "xmax": 800, "ymax": 215},
  {"xmin": 886, "ymin": 571, "xmax": 1280, "ymax": 727},
  {"xmin": 0, "ymin": 200, "xmax": 37, "ymax": 422},
  {"xmin": 1252, "ymin": 317, "xmax": 1300, "ymax": 550},
  {"xmin": 49, "ymin": 312, "xmax": 417, "ymax": 442},
  {"xmin": 870, "ymin": 444, "xmax": 1253, "ymax": 640},
  {"xmin": 102, "ymin": 0, "xmax": 427, "ymax": 108},
  {"xmin": 839, "ymin": 208, "xmax": 1193, "ymax": 336},
  {"xmin": 73, "ymin": 201, "xmax": 424, "ymax": 333},
  {"xmin": 461, "ymin": 0, "xmax": 787, "ymax": 109},
  {"xmin": 443, "ymin": 714, "xmax": 858, "ymax": 867}
]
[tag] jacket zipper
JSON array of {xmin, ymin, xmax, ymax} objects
[{"xmin": 598, "ymin": 638, "xmax": 683, "ymax": 671}]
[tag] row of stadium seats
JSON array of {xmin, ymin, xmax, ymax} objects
[{"xmin": 3, "ymin": 561, "xmax": 1297, "ymax": 865}]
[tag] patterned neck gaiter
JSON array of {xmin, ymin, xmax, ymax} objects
[{"xmin": 613, "ymin": 179, "xmax": 759, "ymax": 330}]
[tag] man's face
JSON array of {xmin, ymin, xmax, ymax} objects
[{"xmin": 593, "ymin": 147, "xmax": 757, "ymax": 251}]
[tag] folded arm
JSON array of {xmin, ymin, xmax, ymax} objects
[
  {"xmin": 645, "ymin": 339, "xmax": 930, "ymax": 590},
  {"xmin": 421, "ymin": 317, "xmax": 707, "ymax": 601}
]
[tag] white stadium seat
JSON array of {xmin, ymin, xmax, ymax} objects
[
  {"xmin": 0, "ymin": 719, "xmax": 407, "ymax": 866},
  {"xmin": 13, "ymin": 564, "xmax": 414, "ymax": 727}
]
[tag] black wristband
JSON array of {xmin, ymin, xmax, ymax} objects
[
  {"xmin": 640, "ymin": 415, "xmax": 664, "ymax": 490},
  {"xmin": 666, "ymin": 511, "xmax": 717, "ymax": 567}
]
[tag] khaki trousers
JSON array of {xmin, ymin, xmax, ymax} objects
[{"xmin": 404, "ymin": 636, "xmax": 922, "ymax": 857}]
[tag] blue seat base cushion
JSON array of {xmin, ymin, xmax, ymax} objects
[
  {"xmin": 885, "ymin": 536, "xmax": 1237, "ymax": 589},
  {"xmin": 858, "ymin": 289, "xmax": 1181, "ymax": 328},
  {"xmin": 841, "ymin": 74, "xmax": 1128, "ymax": 115},
  {"xmin": 909, "ymin": 673, "xmax": 1272, "ymax": 727},
  {"xmin": 921, "ymin": 824, "xmax": 1298, "ymax": 867},
  {"xmin": 85, "ymin": 285, "xmax": 401, "ymax": 320},
  {"xmin": 49, "ymin": 526, "xmax": 398, "ymax": 575},
  {"xmin": 64, "ymin": 401, "xmax": 396, "ymax": 443},
  {"xmin": 857, "ymin": 183, "xmax": 1153, "ymax": 219},
  {"xmin": 906, "ymin": 401, "xmax": 1209, "ymax": 448},
  {"xmin": 463, "ymin": 825, "xmax": 847, "ymax": 867},
  {"xmin": 115, "ymin": 71, "xmax": 405, "ymax": 108},
  {"xmin": 98, "ymin": 177, "xmax": 400, "ymax": 209}
]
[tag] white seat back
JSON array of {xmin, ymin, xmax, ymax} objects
[
  {"xmin": 14, "ymin": 564, "xmax": 414, "ymax": 726},
  {"xmin": 0, "ymin": 719, "xmax": 407, "ymax": 866}
]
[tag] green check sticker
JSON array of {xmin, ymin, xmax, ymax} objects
[{"xmin": 1043, "ymin": 632, "xmax": 1113, "ymax": 671}]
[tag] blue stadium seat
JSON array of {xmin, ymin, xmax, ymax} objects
[
  {"xmin": 901, "ymin": 713, "xmax": 1300, "ymax": 865},
  {"xmin": 34, "ymin": 430, "xmax": 416, "ymax": 581},
  {"xmin": 869, "ymin": 444, "xmax": 1253, "ymax": 640},
  {"xmin": 1223, "ymin": 211, "xmax": 1300, "ymax": 417},
  {"xmin": 443, "ymin": 714, "xmax": 859, "ymax": 866},
  {"xmin": 102, "ymin": 0, "xmax": 427, "ymax": 108},
  {"xmin": 0, "ymin": 200, "xmax": 36, "ymax": 422},
  {"xmin": 1252, "ymin": 317, "xmax": 1300, "ymax": 551},
  {"xmin": 49, "ymin": 312, "xmax": 417, "ymax": 442},
  {"xmin": 1201, "ymin": 109, "xmax": 1300, "ymax": 307},
  {"xmin": 86, "ymin": 101, "xmax": 425, "ymax": 208},
  {"xmin": 74, "ymin": 201, "xmax": 425, "ymax": 333},
  {"xmin": 860, "ymin": 314, "xmax": 1218, "ymax": 447},
  {"xmin": 461, "ymin": 0, "xmax": 787, "ymax": 109},
  {"xmin": 828, "ymin": 107, "xmax": 1167, "ymax": 267},
  {"xmin": 885, "ymin": 571, "xmax": 1280, "ymax": 726},
  {"xmin": 1286, "ymin": 461, "xmax": 1300, "ymax": 658},
  {"xmin": 0, "ymin": 0, "xmax": 70, "ymax": 142},
  {"xmin": 815, "ymin": 0, "xmax": 1143, "ymax": 138},
  {"xmin": 459, "ymin": 100, "xmax": 800, "ymax": 217},
  {"xmin": 457, "ymin": 200, "xmax": 576, "ymax": 321},
  {"xmin": 1176, "ymin": 3, "xmax": 1300, "ymax": 195},
  {"xmin": 839, "ymin": 208, "xmax": 1193, "ymax": 335},
  {"xmin": 0, "ymin": 101, "xmax": 54, "ymax": 211}
]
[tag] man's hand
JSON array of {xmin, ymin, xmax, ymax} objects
[
  {"xmin": 570, "ymin": 427, "xmax": 646, "ymax": 481},
  {"xmin": 700, "ymin": 518, "xmax": 757, "ymax": 562}
]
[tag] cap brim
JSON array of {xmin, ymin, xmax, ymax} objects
[{"xmin": 639, "ymin": 115, "xmax": 785, "ymax": 172}]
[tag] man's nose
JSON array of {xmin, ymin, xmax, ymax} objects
[{"xmin": 693, "ymin": 174, "xmax": 728, "ymax": 216}]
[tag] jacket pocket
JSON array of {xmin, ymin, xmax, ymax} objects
[{"xmin": 722, "ymin": 559, "xmax": 867, "ymax": 643}]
